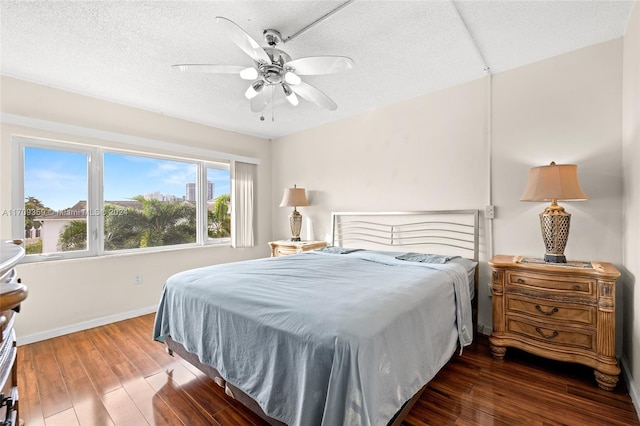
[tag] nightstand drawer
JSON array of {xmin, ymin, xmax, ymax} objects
[
  {"xmin": 506, "ymin": 317, "xmax": 595, "ymax": 351},
  {"xmin": 506, "ymin": 295, "xmax": 596, "ymax": 326},
  {"xmin": 274, "ymin": 246, "xmax": 300, "ymax": 256},
  {"xmin": 506, "ymin": 271, "xmax": 595, "ymax": 298}
]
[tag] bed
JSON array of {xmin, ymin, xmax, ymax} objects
[{"xmin": 153, "ymin": 210, "xmax": 479, "ymax": 425}]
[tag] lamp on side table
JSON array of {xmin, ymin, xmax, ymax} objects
[{"xmin": 279, "ymin": 185, "xmax": 309, "ymax": 241}]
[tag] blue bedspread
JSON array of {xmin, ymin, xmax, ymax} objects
[{"xmin": 153, "ymin": 250, "xmax": 473, "ymax": 426}]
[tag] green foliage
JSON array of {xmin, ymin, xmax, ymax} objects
[
  {"xmin": 25, "ymin": 239, "xmax": 42, "ymax": 255},
  {"xmin": 57, "ymin": 195, "xmax": 230, "ymax": 252},
  {"xmin": 105, "ymin": 197, "xmax": 197, "ymax": 250},
  {"xmin": 104, "ymin": 204, "xmax": 148, "ymax": 250},
  {"xmin": 24, "ymin": 196, "xmax": 52, "ymax": 231},
  {"xmin": 209, "ymin": 194, "xmax": 231, "ymax": 238},
  {"xmin": 58, "ymin": 220, "xmax": 87, "ymax": 251}
]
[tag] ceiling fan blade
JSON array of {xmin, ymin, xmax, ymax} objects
[
  {"xmin": 284, "ymin": 56, "xmax": 354, "ymax": 75},
  {"xmin": 291, "ymin": 81, "xmax": 337, "ymax": 111},
  {"xmin": 173, "ymin": 64, "xmax": 247, "ymax": 74},
  {"xmin": 284, "ymin": 71, "xmax": 301, "ymax": 85},
  {"xmin": 215, "ymin": 16, "xmax": 271, "ymax": 64},
  {"xmin": 250, "ymin": 85, "xmax": 272, "ymax": 113}
]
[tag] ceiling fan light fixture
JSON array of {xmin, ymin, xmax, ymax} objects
[
  {"xmin": 284, "ymin": 71, "xmax": 301, "ymax": 85},
  {"xmin": 239, "ymin": 67, "xmax": 259, "ymax": 80},
  {"xmin": 282, "ymin": 83, "xmax": 299, "ymax": 106},
  {"xmin": 245, "ymin": 80, "xmax": 265, "ymax": 99},
  {"xmin": 175, "ymin": 14, "xmax": 354, "ymax": 113}
]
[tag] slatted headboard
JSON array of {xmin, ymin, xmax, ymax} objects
[
  {"xmin": 331, "ymin": 210, "xmax": 480, "ymax": 329},
  {"xmin": 331, "ymin": 210, "xmax": 479, "ymax": 261}
]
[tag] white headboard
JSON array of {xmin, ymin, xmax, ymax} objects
[{"xmin": 331, "ymin": 210, "xmax": 479, "ymax": 261}]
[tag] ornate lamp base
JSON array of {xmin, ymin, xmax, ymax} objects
[
  {"xmin": 539, "ymin": 203, "xmax": 571, "ymax": 263},
  {"xmin": 289, "ymin": 208, "xmax": 302, "ymax": 241},
  {"xmin": 544, "ymin": 253, "xmax": 567, "ymax": 263}
]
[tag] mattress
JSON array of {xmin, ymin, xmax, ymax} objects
[{"xmin": 153, "ymin": 249, "xmax": 474, "ymax": 425}]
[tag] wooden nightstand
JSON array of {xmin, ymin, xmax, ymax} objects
[
  {"xmin": 488, "ymin": 255, "xmax": 620, "ymax": 391},
  {"xmin": 268, "ymin": 240, "xmax": 327, "ymax": 257}
]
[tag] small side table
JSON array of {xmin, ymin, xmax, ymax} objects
[
  {"xmin": 488, "ymin": 254, "xmax": 620, "ymax": 390},
  {"xmin": 268, "ymin": 240, "xmax": 327, "ymax": 257}
]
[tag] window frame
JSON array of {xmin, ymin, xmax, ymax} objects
[{"xmin": 12, "ymin": 135, "xmax": 232, "ymax": 263}]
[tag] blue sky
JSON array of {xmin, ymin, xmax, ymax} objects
[{"xmin": 24, "ymin": 147, "xmax": 230, "ymax": 211}]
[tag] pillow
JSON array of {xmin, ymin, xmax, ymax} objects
[
  {"xmin": 395, "ymin": 252, "xmax": 460, "ymax": 264},
  {"xmin": 315, "ymin": 246, "xmax": 362, "ymax": 254}
]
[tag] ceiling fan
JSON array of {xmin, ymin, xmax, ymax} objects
[{"xmin": 173, "ymin": 16, "xmax": 354, "ymax": 113}]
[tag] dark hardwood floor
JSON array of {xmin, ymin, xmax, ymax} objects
[{"xmin": 17, "ymin": 314, "xmax": 640, "ymax": 425}]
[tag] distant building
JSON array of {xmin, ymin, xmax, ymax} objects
[
  {"xmin": 207, "ymin": 181, "xmax": 215, "ymax": 201},
  {"xmin": 185, "ymin": 183, "xmax": 196, "ymax": 201},
  {"xmin": 144, "ymin": 191, "xmax": 163, "ymax": 201},
  {"xmin": 186, "ymin": 181, "xmax": 215, "ymax": 201},
  {"xmin": 144, "ymin": 191, "xmax": 181, "ymax": 202}
]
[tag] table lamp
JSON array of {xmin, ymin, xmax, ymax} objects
[
  {"xmin": 279, "ymin": 185, "xmax": 309, "ymax": 241},
  {"xmin": 520, "ymin": 161, "xmax": 588, "ymax": 263}
]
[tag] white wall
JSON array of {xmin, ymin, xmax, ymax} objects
[
  {"xmin": 272, "ymin": 38, "xmax": 624, "ymax": 339},
  {"xmin": 0, "ymin": 76, "xmax": 272, "ymax": 342},
  {"xmin": 272, "ymin": 77, "xmax": 492, "ymax": 325},
  {"xmin": 622, "ymin": 1, "xmax": 640, "ymax": 402},
  {"xmin": 492, "ymin": 40, "xmax": 623, "ymax": 265}
]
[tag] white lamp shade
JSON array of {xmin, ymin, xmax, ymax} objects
[
  {"xmin": 280, "ymin": 186, "xmax": 309, "ymax": 207},
  {"xmin": 521, "ymin": 162, "xmax": 588, "ymax": 202}
]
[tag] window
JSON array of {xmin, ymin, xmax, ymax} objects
[
  {"xmin": 22, "ymin": 146, "xmax": 90, "ymax": 256},
  {"xmin": 103, "ymin": 153, "xmax": 198, "ymax": 250},
  {"xmin": 206, "ymin": 167, "xmax": 231, "ymax": 241},
  {"xmin": 11, "ymin": 136, "xmax": 231, "ymax": 261}
]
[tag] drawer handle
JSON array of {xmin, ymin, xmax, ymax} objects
[
  {"xmin": 535, "ymin": 327, "xmax": 559, "ymax": 340},
  {"xmin": 535, "ymin": 305, "xmax": 559, "ymax": 316},
  {"xmin": 573, "ymin": 285, "xmax": 582, "ymax": 291},
  {"xmin": 516, "ymin": 278, "xmax": 525, "ymax": 284}
]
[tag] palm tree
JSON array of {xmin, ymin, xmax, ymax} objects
[
  {"xmin": 61, "ymin": 196, "xmax": 221, "ymax": 251},
  {"xmin": 24, "ymin": 195, "xmax": 51, "ymax": 231},
  {"xmin": 104, "ymin": 203, "xmax": 148, "ymax": 250},
  {"xmin": 104, "ymin": 197, "xmax": 197, "ymax": 250},
  {"xmin": 209, "ymin": 194, "xmax": 231, "ymax": 238}
]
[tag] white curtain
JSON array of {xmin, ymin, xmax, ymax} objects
[{"xmin": 232, "ymin": 161, "xmax": 256, "ymax": 248}]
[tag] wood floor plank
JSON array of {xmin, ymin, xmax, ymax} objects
[
  {"xmin": 16, "ymin": 344, "xmax": 46, "ymax": 426},
  {"xmin": 48, "ymin": 336, "xmax": 87, "ymax": 383},
  {"xmin": 17, "ymin": 315, "xmax": 640, "ymax": 426},
  {"xmin": 213, "ymin": 405, "xmax": 264, "ymax": 426},
  {"xmin": 47, "ymin": 334, "xmax": 115, "ymax": 425},
  {"xmin": 89, "ymin": 322, "xmax": 185, "ymax": 425},
  {"xmin": 103, "ymin": 321, "xmax": 166, "ymax": 378},
  {"xmin": 64, "ymin": 377, "xmax": 115, "ymax": 426},
  {"xmin": 66, "ymin": 331, "xmax": 121, "ymax": 395},
  {"xmin": 43, "ymin": 407, "xmax": 79, "ymax": 426},
  {"xmin": 145, "ymin": 371, "xmax": 221, "ymax": 426},
  {"xmin": 101, "ymin": 387, "xmax": 149, "ymax": 426},
  {"xmin": 29, "ymin": 339, "xmax": 73, "ymax": 418}
]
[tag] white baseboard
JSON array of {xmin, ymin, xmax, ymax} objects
[
  {"xmin": 17, "ymin": 305, "xmax": 158, "ymax": 346},
  {"xmin": 477, "ymin": 323, "xmax": 492, "ymax": 336},
  {"xmin": 621, "ymin": 356, "xmax": 640, "ymax": 420}
]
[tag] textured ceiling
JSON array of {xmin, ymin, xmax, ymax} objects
[{"xmin": 0, "ymin": 1, "xmax": 635, "ymax": 140}]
